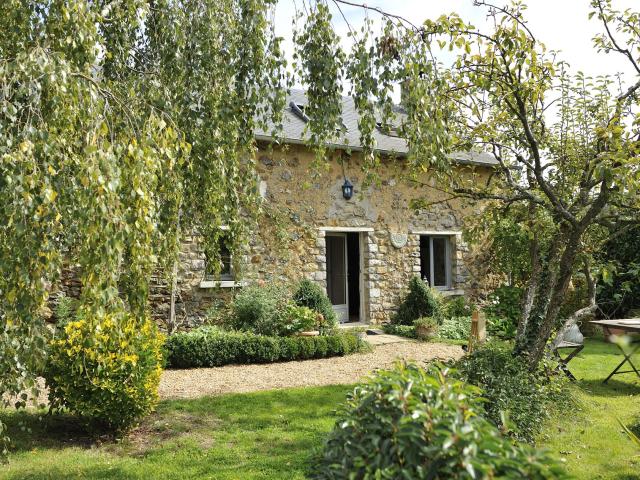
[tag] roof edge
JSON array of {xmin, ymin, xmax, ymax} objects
[{"xmin": 254, "ymin": 134, "xmax": 497, "ymax": 168}]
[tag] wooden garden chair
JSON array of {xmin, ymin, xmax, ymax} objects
[
  {"xmin": 550, "ymin": 323, "xmax": 585, "ymax": 381},
  {"xmin": 552, "ymin": 340, "xmax": 584, "ymax": 381}
]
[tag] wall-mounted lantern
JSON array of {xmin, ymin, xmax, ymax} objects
[{"xmin": 341, "ymin": 178, "xmax": 354, "ymax": 200}]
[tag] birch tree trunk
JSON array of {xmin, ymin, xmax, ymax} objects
[
  {"xmin": 168, "ymin": 256, "xmax": 179, "ymax": 334},
  {"xmin": 168, "ymin": 208, "xmax": 183, "ymax": 335}
]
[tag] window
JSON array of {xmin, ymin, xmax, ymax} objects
[
  {"xmin": 290, "ymin": 101, "xmax": 346, "ymax": 133},
  {"xmin": 290, "ymin": 101, "xmax": 310, "ymax": 122},
  {"xmin": 204, "ymin": 237, "xmax": 233, "ymax": 281},
  {"xmin": 419, "ymin": 235, "xmax": 451, "ymax": 289},
  {"xmin": 375, "ymin": 121, "xmax": 402, "ymax": 137}
]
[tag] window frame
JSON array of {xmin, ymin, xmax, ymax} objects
[
  {"xmin": 202, "ymin": 226, "xmax": 236, "ymax": 286},
  {"xmin": 419, "ymin": 234, "xmax": 453, "ymax": 290}
]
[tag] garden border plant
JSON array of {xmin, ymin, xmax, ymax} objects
[
  {"xmin": 45, "ymin": 307, "xmax": 165, "ymax": 433},
  {"xmin": 293, "ymin": 278, "xmax": 338, "ymax": 333},
  {"xmin": 227, "ymin": 280, "xmax": 339, "ymax": 337}
]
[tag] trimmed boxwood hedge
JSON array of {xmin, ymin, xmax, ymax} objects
[{"xmin": 165, "ymin": 327, "xmax": 368, "ymax": 369}]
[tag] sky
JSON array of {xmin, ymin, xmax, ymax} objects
[{"xmin": 272, "ymin": 0, "xmax": 639, "ymax": 94}]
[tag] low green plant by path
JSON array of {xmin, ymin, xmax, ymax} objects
[
  {"xmin": 383, "ymin": 320, "xmax": 469, "ymax": 345},
  {"xmin": 456, "ymin": 342, "xmax": 573, "ymax": 443},
  {"xmin": 0, "ymin": 386, "xmax": 351, "ymax": 480},
  {"xmin": 537, "ymin": 338, "xmax": 640, "ymax": 479}
]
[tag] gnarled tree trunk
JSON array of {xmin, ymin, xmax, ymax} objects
[
  {"xmin": 516, "ymin": 226, "xmax": 587, "ymax": 368},
  {"xmin": 517, "ymin": 229, "xmax": 540, "ymax": 344}
]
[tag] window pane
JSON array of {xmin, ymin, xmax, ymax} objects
[
  {"xmin": 432, "ymin": 237, "xmax": 448, "ymax": 287},
  {"xmin": 220, "ymin": 243, "xmax": 232, "ymax": 279},
  {"xmin": 419, "ymin": 236, "xmax": 431, "ymax": 285},
  {"xmin": 326, "ymin": 236, "xmax": 347, "ymax": 305},
  {"xmin": 205, "ymin": 236, "xmax": 233, "ymax": 280}
]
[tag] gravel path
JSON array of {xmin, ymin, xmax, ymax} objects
[
  {"xmin": 159, "ymin": 340, "xmax": 463, "ymax": 400},
  {"xmin": 5, "ymin": 340, "xmax": 463, "ymax": 406}
]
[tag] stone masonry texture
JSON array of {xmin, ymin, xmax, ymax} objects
[{"xmin": 145, "ymin": 144, "xmax": 492, "ymax": 328}]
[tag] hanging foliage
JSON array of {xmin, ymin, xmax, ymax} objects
[
  {"xmin": 0, "ymin": 0, "xmax": 290, "ymax": 452},
  {"xmin": 293, "ymin": 2, "xmax": 346, "ymax": 166}
]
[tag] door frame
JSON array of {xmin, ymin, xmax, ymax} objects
[
  {"xmin": 324, "ymin": 230, "xmax": 368, "ymax": 323},
  {"xmin": 358, "ymin": 233, "xmax": 366, "ymax": 322}
]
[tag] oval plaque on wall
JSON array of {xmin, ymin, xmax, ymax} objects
[{"xmin": 390, "ymin": 232, "xmax": 408, "ymax": 249}]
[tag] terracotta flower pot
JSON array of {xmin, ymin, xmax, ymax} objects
[
  {"xmin": 415, "ymin": 325, "xmax": 436, "ymax": 340},
  {"xmin": 296, "ymin": 330, "xmax": 320, "ymax": 337}
]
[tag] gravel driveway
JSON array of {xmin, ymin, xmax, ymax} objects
[{"xmin": 159, "ymin": 340, "xmax": 463, "ymax": 400}]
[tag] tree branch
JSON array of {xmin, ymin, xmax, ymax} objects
[
  {"xmin": 595, "ymin": 0, "xmax": 640, "ymax": 75},
  {"xmin": 332, "ymin": 0, "xmax": 419, "ymax": 30}
]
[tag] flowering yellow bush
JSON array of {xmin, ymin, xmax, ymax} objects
[{"xmin": 45, "ymin": 307, "xmax": 164, "ymax": 432}]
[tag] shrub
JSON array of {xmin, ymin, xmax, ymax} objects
[
  {"xmin": 165, "ymin": 327, "xmax": 368, "ymax": 368},
  {"xmin": 202, "ymin": 298, "xmax": 232, "ymax": 326},
  {"xmin": 284, "ymin": 303, "xmax": 318, "ymax": 334},
  {"xmin": 54, "ymin": 294, "xmax": 78, "ymax": 324},
  {"xmin": 485, "ymin": 285, "xmax": 523, "ymax": 320},
  {"xmin": 454, "ymin": 342, "xmax": 571, "ymax": 442},
  {"xmin": 487, "ymin": 315, "xmax": 517, "ymax": 339},
  {"xmin": 229, "ymin": 284, "xmax": 290, "ymax": 336},
  {"xmin": 278, "ymin": 336, "xmax": 300, "ymax": 360},
  {"xmin": 438, "ymin": 316, "xmax": 472, "ymax": 340},
  {"xmin": 382, "ymin": 323, "xmax": 416, "ymax": 338},
  {"xmin": 293, "ymin": 279, "xmax": 338, "ymax": 333},
  {"xmin": 596, "ymin": 225, "xmax": 640, "ymax": 318},
  {"xmin": 230, "ymin": 283, "xmax": 331, "ymax": 336},
  {"xmin": 45, "ymin": 308, "xmax": 164, "ymax": 432},
  {"xmin": 484, "ymin": 285, "xmax": 523, "ymax": 339},
  {"xmin": 313, "ymin": 362, "xmax": 568, "ymax": 480},
  {"xmin": 443, "ymin": 295, "xmax": 474, "ymax": 318},
  {"xmin": 393, "ymin": 276, "xmax": 442, "ymax": 325},
  {"xmin": 413, "ymin": 316, "xmax": 438, "ymax": 340}
]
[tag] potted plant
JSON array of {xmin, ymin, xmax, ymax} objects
[{"xmin": 414, "ymin": 317, "xmax": 438, "ymax": 340}]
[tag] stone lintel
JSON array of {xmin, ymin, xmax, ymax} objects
[
  {"xmin": 319, "ymin": 226, "xmax": 374, "ymax": 232},
  {"xmin": 410, "ymin": 230, "xmax": 462, "ymax": 236},
  {"xmin": 199, "ymin": 280, "xmax": 248, "ymax": 289}
]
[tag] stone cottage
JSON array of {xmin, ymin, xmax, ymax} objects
[{"xmin": 157, "ymin": 90, "xmax": 497, "ymax": 326}]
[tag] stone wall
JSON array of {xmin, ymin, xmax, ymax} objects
[{"xmin": 149, "ymin": 144, "xmax": 490, "ymax": 326}]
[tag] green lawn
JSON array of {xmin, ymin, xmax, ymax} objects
[
  {"xmin": 0, "ymin": 385, "xmax": 351, "ymax": 480},
  {"xmin": 537, "ymin": 338, "xmax": 640, "ymax": 480},
  {"xmin": 0, "ymin": 339, "xmax": 638, "ymax": 480}
]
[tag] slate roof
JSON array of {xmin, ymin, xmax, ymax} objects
[{"xmin": 254, "ymin": 89, "xmax": 497, "ymax": 167}]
